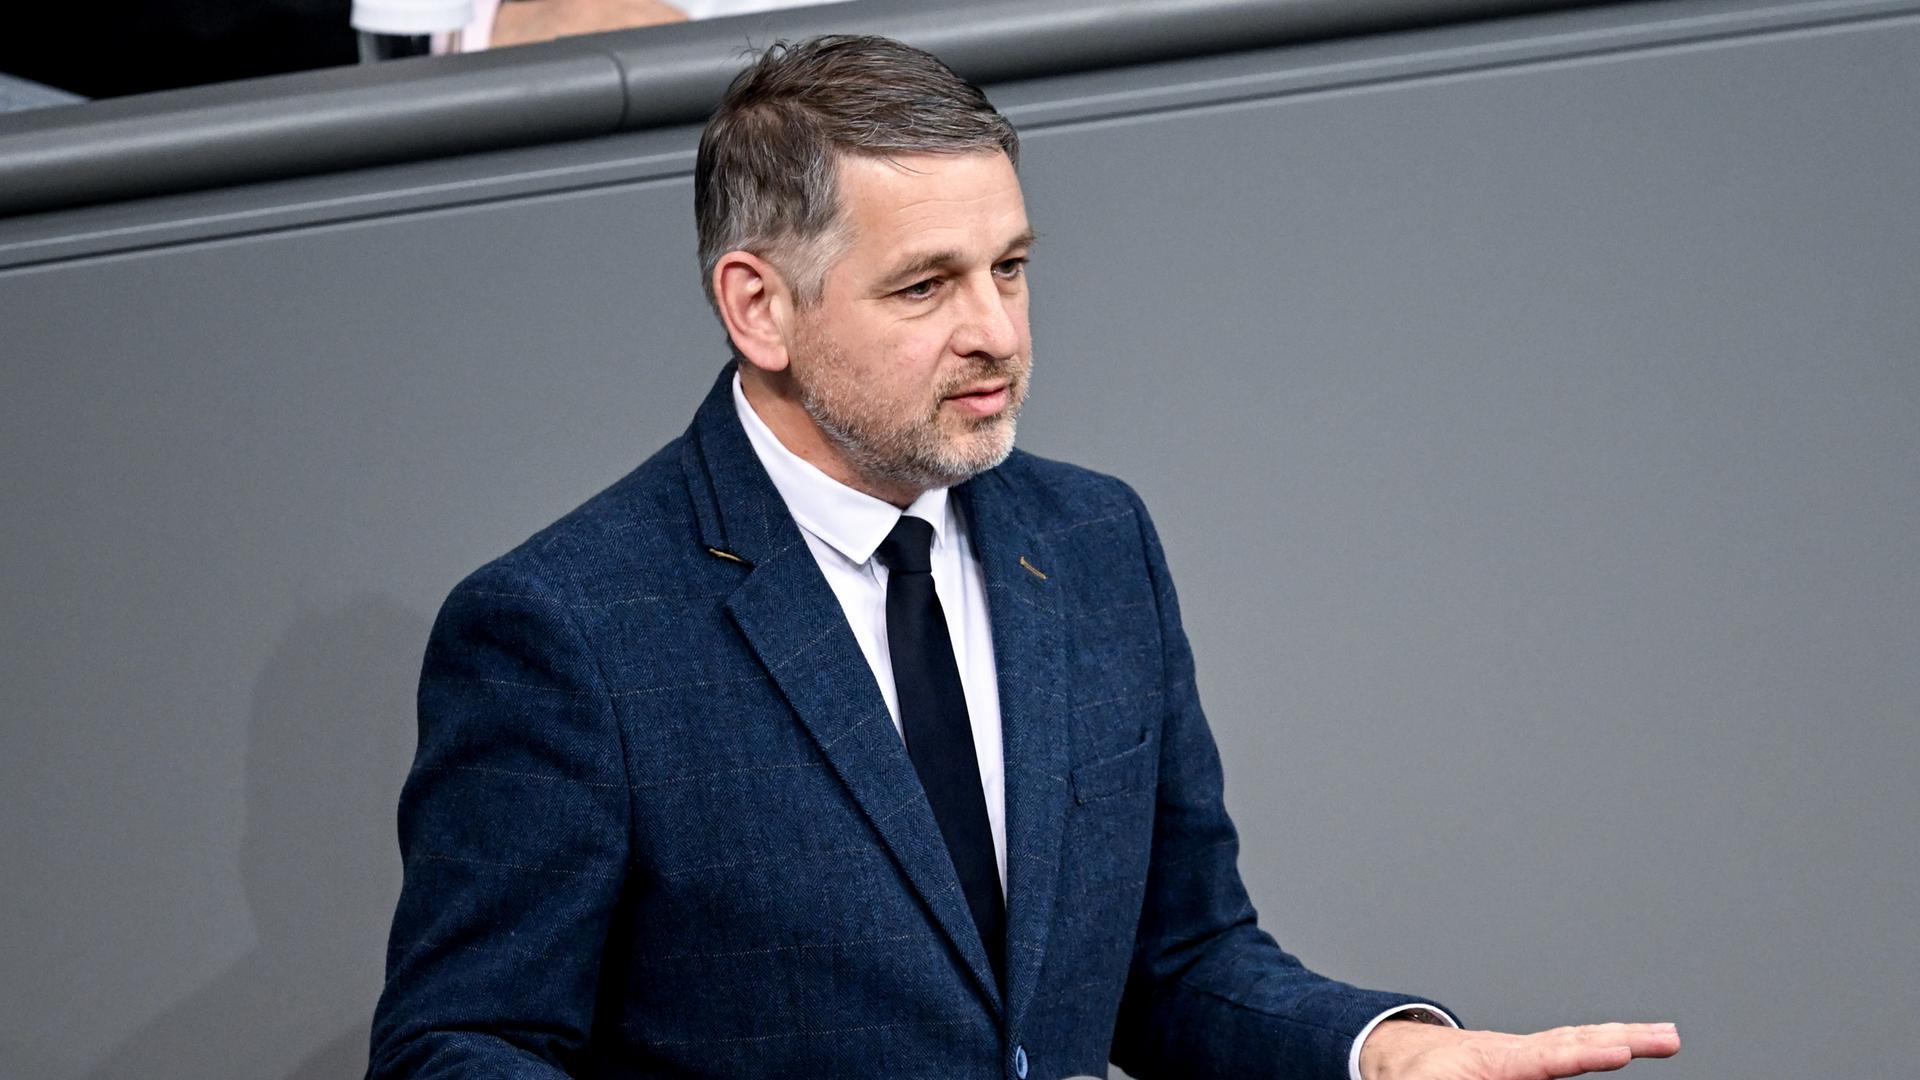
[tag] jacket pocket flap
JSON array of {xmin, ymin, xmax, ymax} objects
[{"xmin": 1070, "ymin": 736, "xmax": 1156, "ymax": 804}]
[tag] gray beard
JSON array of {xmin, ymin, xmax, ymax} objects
[{"xmin": 801, "ymin": 385, "xmax": 1018, "ymax": 495}]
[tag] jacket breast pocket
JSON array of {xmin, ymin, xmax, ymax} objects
[{"xmin": 1070, "ymin": 735, "xmax": 1157, "ymax": 805}]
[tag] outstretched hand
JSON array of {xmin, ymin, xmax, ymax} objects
[{"xmin": 1359, "ymin": 1020, "xmax": 1680, "ymax": 1080}]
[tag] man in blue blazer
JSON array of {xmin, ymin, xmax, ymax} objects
[{"xmin": 369, "ymin": 35, "xmax": 1679, "ymax": 1080}]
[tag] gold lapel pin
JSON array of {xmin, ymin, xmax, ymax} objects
[
  {"xmin": 706, "ymin": 547, "xmax": 749, "ymax": 566},
  {"xmin": 1019, "ymin": 556, "xmax": 1048, "ymax": 581}
]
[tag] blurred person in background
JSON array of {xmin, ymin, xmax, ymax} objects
[{"xmin": 0, "ymin": 0, "xmax": 844, "ymax": 100}]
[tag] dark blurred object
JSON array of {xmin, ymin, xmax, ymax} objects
[
  {"xmin": 0, "ymin": 0, "xmax": 358, "ymax": 99},
  {"xmin": 357, "ymin": 32, "xmax": 437, "ymax": 61}
]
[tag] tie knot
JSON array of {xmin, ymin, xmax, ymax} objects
[{"xmin": 875, "ymin": 515, "xmax": 936, "ymax": 575}]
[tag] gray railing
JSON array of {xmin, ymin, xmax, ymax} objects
[{"xmin": 0, "ymin": 0, "xmax": 1610, "ymax": 217}]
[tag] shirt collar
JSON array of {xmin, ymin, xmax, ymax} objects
[{"xmin": 732, "ymin": 370, "xmax": 951, "ymax": 567}]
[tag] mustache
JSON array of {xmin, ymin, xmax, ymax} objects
[{"xmin": 937, "ymin": 355, "xmax": 1025, "ymax": 396}]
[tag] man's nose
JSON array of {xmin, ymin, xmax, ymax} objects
[{"xmin": 950, "ymin": 274, "xmax": 1023, "ymax": 361}]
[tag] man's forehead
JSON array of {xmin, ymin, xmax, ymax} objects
[{"xmin": 833, "ymin": 151, "xmax": 1030, "ymax": 260}]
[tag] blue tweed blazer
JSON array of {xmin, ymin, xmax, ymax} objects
[{"xmin": 369, "ymin": 366, "xmax": 1434, "ymax": 1079}]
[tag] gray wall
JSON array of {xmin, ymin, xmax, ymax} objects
[{"xmin": 3, "ymin": 1, "xmax": 1916, "ymax": 1077}]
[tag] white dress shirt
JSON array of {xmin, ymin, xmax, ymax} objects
[{"xmin": 732, "ymin": 374, "xmax": 1450, "ymax": 1073}]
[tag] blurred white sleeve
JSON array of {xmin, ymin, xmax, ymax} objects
[{"xmin": 434, "ymin": 0, "xmax": 500, "ymax": 52}]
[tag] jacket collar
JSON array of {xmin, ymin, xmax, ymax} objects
[
  {"xmin": 952, "ymin": 468, "xmax": 1071, "ymax": 1029},
  {"xmin": 681, "ymin": 362, "xmax": 795, "ymax": 569}
]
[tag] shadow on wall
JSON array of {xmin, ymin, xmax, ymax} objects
[{"xmin": 84, "ymin": 596, "xmax": 429, "ymax": 1080}]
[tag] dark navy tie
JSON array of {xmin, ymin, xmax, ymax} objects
[{"xmin": 875, "ymin": 515, "xmax": 1005, "ymax": 983}]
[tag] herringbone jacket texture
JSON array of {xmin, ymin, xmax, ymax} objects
[{"xmin": 368, "ymin": 365, "xmax": 1433, "ymax": 1079}]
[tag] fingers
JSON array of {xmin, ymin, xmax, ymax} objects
[
  {"xmin": 1505, "ymin": 1038, "xmax": 1632, "ymax": 1079},
  {"xmin": 1538, "ymin": 1023, "xmax": 1675, "ymax": 1045},
  {"xmin": 1570, "ymin": 1022, "xmax": 1682, "ymax": 1059},
  {"xmin": 1504, "ymin": 1023, "xmax": 1682, "ymax": 1078}
]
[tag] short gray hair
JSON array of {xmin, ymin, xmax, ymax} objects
[{"xmin": 694, "ymin": 35, "xmax": 1020, "ymax": 314}]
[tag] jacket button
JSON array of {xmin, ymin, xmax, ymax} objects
[{"xmin": 1013, "ymin": 1044, "xmax": 1028, "ymax": 1078}]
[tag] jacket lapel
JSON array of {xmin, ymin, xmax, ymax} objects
[
  {"xmin": 681, "ymin": 367, "xmax": 1004, "ymax": 1014},
  {"xmin": 955, "ymin": 465, "xmax": 1071, "ymax": 1030}
]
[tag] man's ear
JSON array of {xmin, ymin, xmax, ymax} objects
[{"xmin": 712, "ymin": 251, "xmax": 793, "ymax": 374}]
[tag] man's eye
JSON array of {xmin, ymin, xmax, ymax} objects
[
  {"xmin": 994, "ymin": 258, "xmax": 1028, "ymax": 279},
  {"xmin": 898, "ymin": 278, "xmax": 940, "ymax": 299}
]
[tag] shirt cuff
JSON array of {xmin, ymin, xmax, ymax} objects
[{"xmin": 1348, "ymin": 1003, "xmax": 1457, "ymax": 1080}]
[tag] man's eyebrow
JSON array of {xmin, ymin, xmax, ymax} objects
[
  {"xmin": 878, "ymin": 231, "xmax": 1039, "ymax": 288},
  {"xmin": 881, "ymin": 249, "xmax": 964, "ymax": 287}
]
